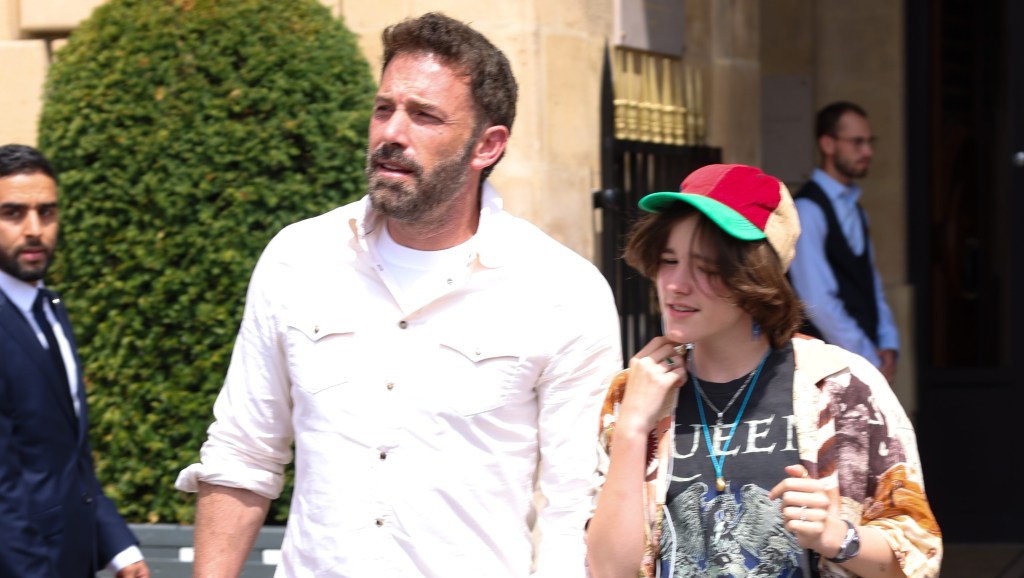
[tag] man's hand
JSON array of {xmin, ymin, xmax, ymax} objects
[
  {"xmin": 877, "ymin": 349, "xmax": 898, "ymax": 383},
  {"xmin": 116, "ymin": 560, "xmax": 150, "ymax": 578}
]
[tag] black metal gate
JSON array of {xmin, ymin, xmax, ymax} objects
[{"xmin": 592, "ymin": 47, "xmax": 721, "ymax": 361}]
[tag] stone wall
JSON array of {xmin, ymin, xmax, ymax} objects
[{"xmin": 0, "ymin": 37, "xmax": 48, "ymax": 147}]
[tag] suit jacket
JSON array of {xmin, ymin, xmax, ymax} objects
[{"xmin": 0, "ymin": 287, "xmax": 136, "ymax": 578}]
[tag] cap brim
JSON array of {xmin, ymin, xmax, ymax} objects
[{"xmin": 638, "ymin": 192, "xmax": 767, "ymax": 241}]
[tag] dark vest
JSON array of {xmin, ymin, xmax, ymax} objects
[{"xmin": 794, "ymin": 180, "xmax": 880, "ymax": 346}]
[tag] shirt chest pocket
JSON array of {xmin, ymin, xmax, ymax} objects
[
  {"xmin": 284, "ymin": 319, "xmax": 360, "ymax": 395},
  {"xmin": 435, "ymin": 333, "xmax": 527, "ymax": 416}
]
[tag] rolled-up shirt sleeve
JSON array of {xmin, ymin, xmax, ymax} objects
[{"xmin": 175, "ymin": 234, "xmax": 295, "ymax": 499}]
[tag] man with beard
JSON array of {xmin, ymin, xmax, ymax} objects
[
  {"xmin": 176, "ymin": 12, "xmax": 622, "ymax": 578},
  {"xmin": 788, "ymin": 101, "xmax": 900, "ymax": 382},
  {"xmin": 0, "ymin": 144, "xmax": 148, "ymax": 577}
]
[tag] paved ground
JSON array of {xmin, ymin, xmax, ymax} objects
[{"xmin": 99, "ymin": 532, "xmax": 1024, "ymax": 577}]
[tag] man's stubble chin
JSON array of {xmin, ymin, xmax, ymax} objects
[
  {"xmin": 368, "ymin": 177, "xmax": 420, "ymax": 221},
  {"xmin": 367, "ymin": 153, "xmax": 472, "ymax": 224}
]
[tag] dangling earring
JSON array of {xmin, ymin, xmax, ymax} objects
[{"xmin": 752, "ymin": 321, "xmax": 762, "ymax": 340}]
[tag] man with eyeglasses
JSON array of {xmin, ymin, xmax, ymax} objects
[{"xmin": 789, "ymin": 101, "xmax": 900, "ymax": 383}]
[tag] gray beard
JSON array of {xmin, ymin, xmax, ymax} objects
[{"xmin": 366, "ymin": 139, "xmax": 476, "ymax": 223}]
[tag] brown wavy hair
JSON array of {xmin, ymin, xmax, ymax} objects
[
  {"xmin": 623, "ymin": 203, "xmax": 803, "ymax": 349},
  {"xmin": 381, "ymin": 12, "xmax": 517, "ymax": 180}
]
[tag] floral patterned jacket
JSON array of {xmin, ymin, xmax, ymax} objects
[{"xmin": 596, "ymin": 336, "xmax": 943, "ymax": 577}]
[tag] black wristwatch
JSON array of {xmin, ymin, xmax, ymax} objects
[{"xmin": 825, "ymin": 519, "xmax": 861, "ymax": 563}]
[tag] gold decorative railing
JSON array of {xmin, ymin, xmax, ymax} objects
[{"xmin": 611, "ymin": 46, "xmax": 705, "ymax": 145}]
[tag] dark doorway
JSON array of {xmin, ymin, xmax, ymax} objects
[{"xmin": 907, "ymin": 0, "xmax": 1024, "ymax": 542}]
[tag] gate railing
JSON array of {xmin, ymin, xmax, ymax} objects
[{"xmin": 595, "ymin": 45, "xmax": 721, "ymax": 360}]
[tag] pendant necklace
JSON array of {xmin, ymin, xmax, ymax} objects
[
  {"xmin": 690, "ymin": 347, "xmax": 771, "ymax": 492},
  {"xmin": 693, "ymin": 364, "xmax": 758, "ymax": 427}
]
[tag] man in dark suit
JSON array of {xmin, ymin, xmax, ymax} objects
[{"xmin": 0, "ymin": 144, "xmax": 149, "ymax": 578}]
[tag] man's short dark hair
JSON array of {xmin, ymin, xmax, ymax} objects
[
  {"xmin": 0, "ymin": 144, "xmax": 58, "ymax": 183},
  {"xmin": 815, "ymin": 101, "xmax": 868, "ymax": 138},
  {"xmin": 381, "ymin": 13, "xmax": 518, "ymax": 179}
]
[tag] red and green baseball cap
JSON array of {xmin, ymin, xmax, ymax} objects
[{"xmin": 638, "ymin": 163, "xmax": 800, "ymax": 269}]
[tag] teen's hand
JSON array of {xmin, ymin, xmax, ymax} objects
[
  {"xmin": 769, "ymin": 464, "xmax": 848, "ymax": 557},
  {"xmin": 616, "ymin": 336, "xmax": 686, "ymax": 434}
]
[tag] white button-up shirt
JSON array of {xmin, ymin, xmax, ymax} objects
[{"xmin": 176, "ymin": 183, "xmax": 623, "ymax": 577}]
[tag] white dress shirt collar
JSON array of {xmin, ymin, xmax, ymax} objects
[{"xmin": 0, "ymin": 268, "xmax": 45, "ymax": 318}]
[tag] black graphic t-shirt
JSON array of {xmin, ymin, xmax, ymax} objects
[{"xmin": 660, "ymin": 343, "xmax": 812, "ymax": 577}]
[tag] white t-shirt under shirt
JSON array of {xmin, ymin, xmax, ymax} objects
[{"xmin": 375, "ymin": 222, "xmax": 476, "ymax": 313}]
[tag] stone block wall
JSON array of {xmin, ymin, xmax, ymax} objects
[
  {"xmin": 0, "ymin": 38, "xmax": 48, "ymax": 146},
  {"xmin": 19, "ymin": 0, "xmax": 105, "ymax": 33},
  {"xmin": 0, "ymin": 0, "xmax": 79, "ymax": 146}
]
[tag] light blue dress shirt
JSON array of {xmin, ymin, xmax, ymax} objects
[{"xmin": 789, "ymin": 169, "xmax": 900, "ymax": 368}]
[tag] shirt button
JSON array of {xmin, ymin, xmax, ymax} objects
[
  {"xmin": 386, "ymin": 382, "xmax": 394, "ymax": 390},
  {"xmin": 375, "ymin": 518, "xmax": 384, "ymax": 527},
  {"xmin": 398, "ymin": 320, "xmax": 408, "ymax": 329},
  {"xmin": 379, "ymin": 451, "xmax": 387, "ymax": 460}
]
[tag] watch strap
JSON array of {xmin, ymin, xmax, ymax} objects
[{"xmin": 825, "ymin": 519, "xmax": 860, "ymax": 563}]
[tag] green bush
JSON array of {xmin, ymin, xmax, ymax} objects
[{"xmin": 37, "ymin": 0, "xmax": 375, "ymax": 524}]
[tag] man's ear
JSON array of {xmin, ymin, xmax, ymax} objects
[
  {"xmin": 818, "ymin": 133, "xmax": 837, "ymax": 158},
  {"xmin": 470, "ymin": 125, "xmax": 509, "ymax": 172}
]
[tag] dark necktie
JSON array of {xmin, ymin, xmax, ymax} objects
[{"xmin": 32, "ymin": 289, "xmax": 70, "ymax": 391}]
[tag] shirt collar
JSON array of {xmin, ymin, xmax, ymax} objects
[
  {"xmin": 811, "ymin": 168, "xmax": 862, "ymax": 204},
  {"xmin": 346, "ymin": 180, "xmax": 510, "ymax": 269},
  {"xmin": 474, "ymin": 181, "xmax": 508, "ymax": 269},
  {"xmin": 0, "ymin": 269, "xmax": 42, "ymax": 315}
]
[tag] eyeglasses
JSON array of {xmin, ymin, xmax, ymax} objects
[{"xmin": 830, "ymin": 135, "xmax": 877, "ymax": 148}]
